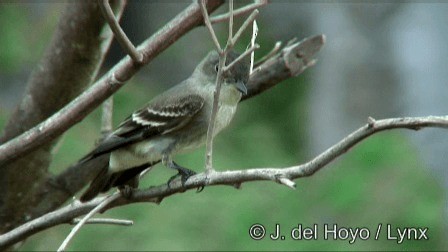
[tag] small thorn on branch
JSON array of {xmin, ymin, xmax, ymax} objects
[
  {"xmin": 275, "ymin": 175, "xmax": 296, "ymax": 190},
  {"xmin": 154, "ymin": 197, "xmax": 164, "ymax": 205},
  {"xmin": 233, "ymin": 182, "xmax": 242, "ymax": 189},
  {"xmin": 306, "ymin": 59, "xmax": 317, "ymax": 67},
  {"xmin": 407, "ymin": 125, "xmax": 423, "ymax": 131},
  {"xmin": 367, "ymin": 116, "xmax": 376, "ymax": 128},
  {"xmin": 110, "ymin": 71, "xmax": 125, "ymax": 85}
]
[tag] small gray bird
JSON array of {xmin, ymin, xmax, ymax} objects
[{"xmin": 79, "ymin": 50, "xmax": 250, "ymax": 202}]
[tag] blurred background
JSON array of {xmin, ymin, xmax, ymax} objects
[{"xmin": 1, "ymin": 1, "xmax": 447, "ymax": 251}]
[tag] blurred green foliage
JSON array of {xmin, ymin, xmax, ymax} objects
[
  {"xmin": 0, "ymin": 2, "xmax": 446, "ymax": 252},
  {"xmin": 0, "ymin": 5, "xmax": 27, "ymax": 73},
  {"xmin": 0, "ymin": 3, "xmax": 60, "ymax": 74}
]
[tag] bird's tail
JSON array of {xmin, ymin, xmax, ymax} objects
[{"xmin": 80, "ymin": 160, "xmax": 112, "ymax": 202}]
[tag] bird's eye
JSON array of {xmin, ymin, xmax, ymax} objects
[{"xmin": 214, "ymin": 64, "xmax": 219, "ymax": 72}]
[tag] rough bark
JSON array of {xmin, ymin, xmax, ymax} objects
[{"xmin": 0, "ymin": 1, "xmax": 125, "ymax": 233}]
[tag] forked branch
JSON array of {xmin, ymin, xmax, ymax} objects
[{"xmin": 99, "ymin": 0, "xmax": 143, "ymax": 63}]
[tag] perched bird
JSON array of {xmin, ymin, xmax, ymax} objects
[{"xmin": 79, "ymin": 50, "xmax": 250, "ymax": 202}]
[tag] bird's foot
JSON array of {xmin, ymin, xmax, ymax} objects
[
  {"xmin": 119, "ymin": 185, "xmax": 135, "ymax": 199},
  {"xmin": 164, "ymin": 158, "xmax": 204, "ymax": 192},
  {"xmin": 196, "ymin": 185, "xmax": 205, "ymax": 193},
  {"xmin": 167, "ymin": 167, "xmax": 196, "ymax": 188}
]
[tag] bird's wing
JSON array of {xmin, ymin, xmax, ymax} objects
[{"xmin": 83, "ymin": 94, "xmax": 204, "ymax": 161}]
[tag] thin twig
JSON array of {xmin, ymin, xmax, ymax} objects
[
  {"xmin": 200, "ymin": 0, "xmax": 222, "ymax": 53},
  {"xmin": 254, "ymin": 41, "xmax": 282, "ymax": 68},
  {"xmin": 210, "ymin": 0, "xmax": 267, "ymax": 24},
  {"xmin": 227, "ymin": 0, "xmax": 233, "ymax": 45},
  {"xmin": 201, "ymin": 0, "xmax": 260, "ymax": 174},
  {"xmin": 249, "ymin": 20, "xmax": 258, "ymax": 75},
  {"xmin": 202, "ymin": 0, "xmax": 236, "ymax": 173},
  {"xmin": 285, "ymin": 37, "xmax": 298, "ymax": 47},
  {"xmin": 99, "ymin": 0, "xmax": 143, "ymax": 63},
  {"xmin": 57, "ymin": 193, "xmax": 120, "ymax": 252},
  {"xmin": 223, "ymin": 44, "xmax": 260, "ymax": 72},
  {"xmin": 230, "ymin": 9, "xmax": 259, "ymax": 46},
  {"xmin": 205, "ymin": 54, "xmax": 226, "ymax": 173},
  {"xmin": 71, "ymin": 218, "xmax": 133, "ymax": 226}
]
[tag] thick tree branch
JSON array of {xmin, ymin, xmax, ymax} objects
[
  {"xmin": 0, "ymin": 1, "xmax": 125, "ymax": 234},
  {"xmin": 243, "ymin": 35, "xmax": 325, "ymax": 101},
  {"xmin": 1, "ymin": 115, "xmax": 447, "ymax": 249}
]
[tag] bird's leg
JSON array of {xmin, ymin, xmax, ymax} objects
[
  {"xmin": 166, "ymin": 161, "xmax": 196, "ymax": 187},
  {"xmin": 116, "ymin": 162, "xmax": 153, "ymax": 199},
  {"xmin": 118, "ymin": 185, "xmax": 134, "ymax": 199},
  {"xmin": 162, "ymin": 156, "xmax": 198, "ymax": 189},
  {"xmin": 118, "ymin": 173, "xmax": 140, "ymax": 199}
]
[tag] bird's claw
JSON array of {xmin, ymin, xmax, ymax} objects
[
  {"xmin": 196, "ymin": 185, "xmax": 205, "ymax": 193},
  {"xmin": 119, "ymin": 185, "xmax": 135, "ymax": 199},
  {"xmin": 167, "ymin": 168, "xmax": 196, "ymax": 189}
]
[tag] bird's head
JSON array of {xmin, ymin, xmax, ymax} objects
[{"xmin": 196, "ymin": 50, "xmax": 250, "ymax": 95}]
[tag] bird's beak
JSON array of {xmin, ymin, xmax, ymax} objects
[{"xmin": 235, "ymin": 80, "xmax": 248, "ymax": 95}]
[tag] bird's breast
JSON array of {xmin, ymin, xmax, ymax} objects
[
  {"xmin": 214, "ymin": 104, "xmax": 237, "ymax": 136},
  {"xmin": 214, "ymin": 88, "xmax": 241, "ymax": 135}
]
